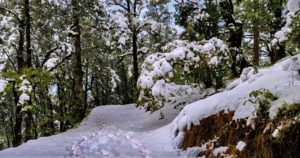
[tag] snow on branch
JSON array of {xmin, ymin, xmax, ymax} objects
[{"xmin": 137, "ymin": 38, "xmax": 228, "ymax": 112}]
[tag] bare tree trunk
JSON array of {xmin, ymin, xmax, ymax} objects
[
  {"xmin": 25, "ymin": 0, "xmax": 32, "ymax": 68},
  {"xmin": 71, "ymin": 0, "xmax": 85, "ymax": 122},
  {"xmin": 12, "ymin": 8, "xmax": 26, "ymax": 146},
  {"xmin": 84, "ymin": 62, "xmax": 89, "ymax": 115},
  {"xmin": 56, "ymin": 74, "xmax": 66, "ymax": 132},
  {"xmin": 17, "ymin": 21, "xmax": 25, "ymax": 73},
  {"xmin": 12, "ymin": 82, "xmax": 22, "ymax": 147},
  {"xmin": 253, "ymin": 0, "xmax": 260, "ymax": 66},
  {"xmin": 132, "ymin": 29, "xmax": 139, "ymax": 85},
  {"xmin": 24, "ymin": 0, "xmax": 34, "ymax": 142}
]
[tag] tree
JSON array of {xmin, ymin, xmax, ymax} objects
[{"xmin": 71, "ymin": 0, "xmax": 85, "ymax": 122}]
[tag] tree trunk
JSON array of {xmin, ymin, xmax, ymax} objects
[
  {"xmin": 24, "ymin": 110, "xmax": 33, "ymax": 142},
  {"xmin": 84, "ymin": 61, "xmax": 89, "ymax": 115},
  {"xmin": 132, "ymin": 29, "xmax": 139, "ymax": 85},
  {"xmin": 12, "ymin": 4, "xmax": 26, "ymax": 145},
  {"xmin": 17, "ymin": 21, "xmax": 25, "ymax": 73},
  {"xmin": 71, "ymin": 0, "xmax": 85, "ymax": 122},
  {"xmin": 269, "ymin": 0, "xmax": 286, "ymax": 63},
  {"xmin": 253, "ymin": 0, "xmax": 260, "ymax": 66},
  {"xmin": 25, "ymin": 0, "xmax": 32, "ymax": 68},
  {"xmin": 56, "ymin": 75, "xmax": 66, "ymax": 132},
  {"xmin": 24, "ymin": 0, "xmax": 34, "ymax": 141},
  {"xmin": 219, "ymin": 0, "xmax": 246, "ymax": 77},
  {"xmin": 12, "ymin": 82, "xmax": 22, "ymax": 147}
]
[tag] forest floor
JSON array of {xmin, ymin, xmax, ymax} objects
[{"xmin": 0, "ymin": 104, "xmax": 182, "ymax": 158}]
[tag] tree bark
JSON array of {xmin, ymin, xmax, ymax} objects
[
  {"xmin": 17, "ymin": 21, "xmax": 25, "ymax": 73},
  {"xmin": 269, "ymin": 0, "xmax": 286, "ymax": 63},
  {"xmin": 12, "ymin": 82, "xmax": 22, "ymax": 147},
  {"xmin": 72, "ymin": 0, "xmax": 85, "ymax": 122},
  {"xmin": 219, "ymin": 0, "xmax": 246, "ymax": 77},
  {"xmin": 24, "ymin": 0, "xmax": 34, "ymax": 142},
  {"xmin": 253, "ymin": 0, "xmax": 260, "ymax": 66},
  {"xmin": 132, "ymin": 29, "xmax": 139, "ymax": 85},
  {"xmin": 25, "ymin": 0, "xmax": 32, "ymax": 68},
  {"xmin": 56, "ymin": 74, "xmax": 66, "ymax": 132}
]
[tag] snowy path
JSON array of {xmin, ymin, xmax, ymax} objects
[{"xmin": 0, "ymin": 105, "xmax": 181, "ymax": 158}]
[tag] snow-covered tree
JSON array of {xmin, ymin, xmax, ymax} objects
[{"xmin": 137, "ymin": 38, "xmax": 229, "ymax": 112}]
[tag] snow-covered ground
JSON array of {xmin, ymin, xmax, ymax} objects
[
  {"xmin": 172, "ymin": 54, "xmax": 300, "ymax": 149},
  {"xmin": 1, "ymin": 55, "xmax": 300, "ymax": 158},
  {"xmin": 0, "ymin": 105, "xmax": 181, "ymax": 158}
]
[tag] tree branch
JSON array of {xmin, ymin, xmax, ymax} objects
[
  {"xmin": 48, "ymin": 53, "xmax": 73, "ymax": 72},
  {"xmin": 41, "ymin": 47, "xmax": 59, "ymax": 67},
  {"xmin": 0, "ymin": 6, "xmax": 21, "ymax": 23}
]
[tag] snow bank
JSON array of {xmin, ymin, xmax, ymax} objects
[{"xmin": 171, "ymin": 54, "xmax": 300, "ymax": 147}]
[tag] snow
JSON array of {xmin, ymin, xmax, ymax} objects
[
  {"xmin": 272, "ymin": 129, "xmax": 280, "ymax": 138},
  {"xmin": 18, "ymin": 79, "xmax": 32, "ymax": 92},
  {"xmin": 109, "ymin": 68, "xmax": 120, "ymax": 92},
  {"xmin": 212, "ymin": 146, "xmax": 228, "ymax": 156},
  {"xmin": 19, "ymin": 93, "xmax": 30, "ymax": 105},
  {"xmin": 138, "ymin": 38, "xmax": 227, "ymax": 111},
  {"xmin": 287, "ymin": 0, "xmax": 300, "ymax": 12},
  {"xmin": 172, "ymin": 54, "xmax": 300, "ymax": 147},
  {"xmin": 236, "ymin": 141, "xmax": 246, "ymax": 151},
  {"xmin": 0, "ymin": 104, "xmax": 181, "ymax": 158},
  {"xmin": 44, "ymin": 57, "xmax": 59, "ymax": 70},
  {"xmin": 16, "ymin": 79, "xmax": 32, "ymax": 104},
  {"xmin": 185, "ymin": 147, "xmax": 203, "ymax": 158},
  {"xmin": 1, "ymin": 55, "xmax": 300, "ymax": 158},
  {"xmin": 0, "ymin": 79, "xmax": 7, "ymax": 93},
  {"xmin": 273, "ymin": 0, "xmax": 300, "ymax": 44}
]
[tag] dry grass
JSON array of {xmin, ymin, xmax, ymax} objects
[{"xmin": 181, "ymin": 105, "xmax": 300, "ymax": 158}]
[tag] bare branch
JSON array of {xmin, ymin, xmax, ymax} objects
[
  {"xmin": 107, "ymin": 0, "xmax": 128, "ymax": 11},
  {"xmin": 2, "ymin": 48, "xmax": 17, "ymax": 72},
  {"xmin": 0, "ymin": 6, "xmax": 21, "ymax": 23},
  {"xmin": 41, "ymin": 47, "xmax": 59, "ymax": 67},
  {"xmin": 48, "ymin": 53, "xmax": 73, "ymax": 72}
]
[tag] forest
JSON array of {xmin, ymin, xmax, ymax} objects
[{"xmin": 0, "ymin": 0, "xmax": 299, "ymax": 157}]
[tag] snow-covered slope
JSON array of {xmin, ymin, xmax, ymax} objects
[
  {"xmin": 0, "ymin": 55, "xmax": 299, "ymax": 158},
  {"xmin": 171, "ymin": 55, "xmax": 300, "ymax": 147}
]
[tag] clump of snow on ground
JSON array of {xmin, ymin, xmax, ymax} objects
[{"xmin": 236, "ymin": 141, "xmax": 246, "ymax": 151}]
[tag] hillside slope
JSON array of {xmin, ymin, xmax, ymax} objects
[{"xmin": 170, "ymin": 55, "xmax": 300, "ymax": 157}]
